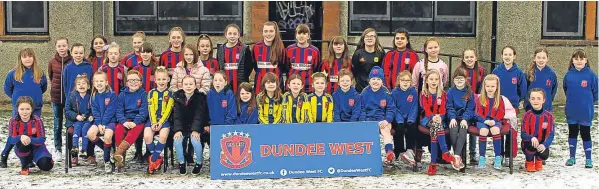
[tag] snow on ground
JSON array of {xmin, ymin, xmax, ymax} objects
[{"xmin": 0, "ymin": 107, "xmax": 597, "ymax": 189}]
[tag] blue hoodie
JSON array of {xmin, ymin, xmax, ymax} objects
[
  {"xmin": 63, "ymin": 60, "xmax": 93, "ymax": 97},
  {"xmin": 525, "ymin": 65, "xmax": 558, "ymax": 111},
  {"xmin": 446, "ymin": 86, "xmax": 476, "ymax": 121},
  {"xmin": 492, "ymin": 63, "xmax": 527, "ymax": 108},
  {"xmin": 333, "ymin": 86, "xmax": 362, "ymax": 122},
  {"xmin": 91, "ymin": 89, "xmax": 118, "ymax": 126},
  {"xmin": 563, "ymin": 66, "xmax": 598, "ymax": 126},
  {"xmin": 4, "ymin": 68, "xmax": 47, "ymax": 117},
  {"xmin": 235, "ymin": 101, "xmax": 259, "ymax": 124},
  {"xmin": 65, "ymin": 91, "xmax": 91, "ymax": 127},
  {"xmin": 391, "ymin": 86, "xmax": 419, "ymax": 124},
  {"xmin": 207, "ymin": 88, "xmax": 237, "ymax": 125},
  {"xmin": 360, "ymin": 86, "xmax": 395, "ymax": 122},
  {"xmin": 116, "ymin": 87, "xmax": 148, "ymax": 125}
]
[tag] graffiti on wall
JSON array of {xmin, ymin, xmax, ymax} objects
[{"xmin": 276, "ymin": 1, "xmax": 315, "ymax": 30}]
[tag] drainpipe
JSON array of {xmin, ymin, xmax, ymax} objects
[
  {"xmin": 102, "ymin": 1, "xmax": 105, "ymax": 36},
  {"xmin": 490, "ymin": 1, "xmax": 498, "ymax": 70}
]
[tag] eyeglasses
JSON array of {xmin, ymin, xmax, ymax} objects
[
  {"xmin": 128, "ymin": 79, "xmax": 141, "ymax": 83},
  {"xmin": 454, "ymin": 77, "xmax": 466, "ymax": 81}
]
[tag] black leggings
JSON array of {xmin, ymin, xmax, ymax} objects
[{"xmin": 569, "ymin": 124, "xmax": 591, "ymax": 141}]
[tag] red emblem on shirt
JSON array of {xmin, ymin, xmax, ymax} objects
[
  {"xmin": 511, "ymin": 77, "xmax": 517, "ymax": 84},
  {"xmin": 221, "ymin": 100, "xmax": 227, "ymax": 107},
  {"xmin": 407, "ymin": 95, "xmax": 413, "ymax": 102},
  {"xmin": 104, "ymin": 98, "xmax": 110, "ymax": 105},
  {"xmin": 582, "ymin": 80, "xmax": 588, "ymax": 87},
  {"xmin": 349, "ymin": 99, "xmax": 355, "ymax": 106},
  {"xmin": 137, "ymin": 99, "xmax": 142, "ymax": 106},
  {"xmin": 372, "ymin": 69, "xmax": 379, "ymax": 75},
  {"xmin": 164, "ymin": 96, "xmax": 169, "ymax": 102},
  {"xmin": 236, "ymin": 53, "xmax": 240, "ymax": 60},
  {"xmin": 380, "ymin": 99, "xmax": 387, "ymax": 107},
  {"xmin": 546, "ymin": 79, "xmax": 551, "ymax": 86},
  {"xmin": 117, "ymin": 73, "xmax": 122, "ymax": 80},
  {"xmin": 437, "ymin": 98, "xmax": 442, "ymax": 105}
]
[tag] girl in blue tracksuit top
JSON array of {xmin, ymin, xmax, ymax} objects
[
  {"xmin": 333, "ymin": 69, "xmax": 361, "ymax": 122},
  {"xmin": 563, "ymin": 49, "xmax": 598, "ymax": 168},
  {"xmin": 63, "ymin": 43, "xmax": 94, "ymax": 98},
  {"xmin": 235, "ymin": 82, "xmax": 258, "ymax": 124},
  {"xmin": 391, "ymin": 70, "xmax": 419, "ymax": 164},
  {"xmin": 492, "ymin": 46, "xmax": 527, "ymax": 112},
  {"xmin": 87, "ymin": 71, "xmax": 118, "ymax": 172},
  {"xmin": 2, "ymin": 48, "xmax": 48, "ymax": 167},
  {"xmin": 64, "ymin": 75, "xmax": 92, "ymax": 165},
  {"xmin": 446, "ymin": 68, "xmax": 475, "ymax": 170},
  {"xmin": 206, "ymin": 71, "xmax": 237, "ymax": 146},
  {"xmin": 524, "ymin": 47, "xmax": 557, "ymax": 112},
  {"xmin": 359, "ymin": 66, "xmax": 396, "ymax": 163},
  {"xmin": 113, "ymin": 70, "xmax": 148, "ymax": 169}
]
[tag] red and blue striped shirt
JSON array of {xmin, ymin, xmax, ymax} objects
[
  {"xmin": 321, "ymin": 58, "xmax": 351, "ymax": 94},
  {"xmin": 285, "ymin": 43, "xmax": 320, "ymax": 92},
  {"xmin": 160, "ymin": 48, "xmax": 183, "ymax": 75},
  {"xmin": 201, "ymin": 58, "xmax": 219, "ymax": 75},
  {"xmin": 253, "ymin": 41, "xmax": 284, "ymax": 93},
  {"xmin": 132, "ymin": 63, "xmax": 155, "ymax": 92},
  {"xmin": 121, "ymin": 52, "xmax": 142, "ymax": 69},
  {"xmin": 100, "ymin": 64, "xmax": 127, "ymax": 95},
  {"xmin": 8, "ymin": 116, "xmax": 46, "ymax": 146},
  {"xmin": 383, "ymin": 49, "xmax": 418, "ymax": 89},
  {"xmin": 464, "ymin": 66, "xmax": 485, "ymax": 94},
  {"xmin": 222, "ymin": 43, "xmax": 244, "ymax": 93},
  {"xmin": 88, "ymin": 56, "xmax": 104, "ymax": 73}
]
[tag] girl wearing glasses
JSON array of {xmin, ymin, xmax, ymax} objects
[{"xmin": 351, "ymin": 28, "xmax": 385, "ymax": 93}]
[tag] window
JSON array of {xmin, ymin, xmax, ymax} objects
[
  {"xmin": 349, "ymin": 1, "xmax": 476, "ymax": 36},
  {"xmin": 542, "ymin": 1, "xmax": 584, "ymax": 38},
  {"xmin": 4, "ymin": 1, "xmax": 48, "ymax": 34},
  {"xmin": 114, "ymin": 1, "xmax": 243, "ymax": 35}
]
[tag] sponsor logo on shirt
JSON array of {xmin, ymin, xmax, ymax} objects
[
  {"xmin": 257, "ymin": 62, "xmax": 277, "ymax": 69},
  {"xmin": 329, "ymin": 75, "xmax": 338, "ymax": 82},
  {"xmin": 224, "ymin": 63, "xmax": 239, "ymax": 70},
  {"xmin": 291, "ymin": 63, "xmax": 312, "ymax": 71}
]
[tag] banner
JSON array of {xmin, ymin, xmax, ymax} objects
[{"xmin": 210, "ymin": 122, "xmax": 383, "ymax": 180}]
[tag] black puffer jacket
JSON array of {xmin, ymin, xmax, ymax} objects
[
  {"xmin": 216, "ymin": 41, "xmax": 253, "ymax": 85},
  {"xmin": 172, "ymin": 89, "xmax": 209, "ymax": 134}
]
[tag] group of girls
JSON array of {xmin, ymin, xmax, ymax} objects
[{"xmin": 1, "ymin": 22, "xmax": 596, "ymax": 176}]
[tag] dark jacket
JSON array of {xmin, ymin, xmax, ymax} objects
[
  {"xmin": 48, "ymin": 52, "xmax": 72, "ymax": 104},
  {"xmin": 173, "ymin": 89, "xmax": 209, "ymax": 134},
  {"xmin": 217, "ymin": 41, "xmax": 253, "ymax": 86}
]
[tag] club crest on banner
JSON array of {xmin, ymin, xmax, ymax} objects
[{"xmin": 220, "ymin": 131, "xmax": 253, "ymax": 169}]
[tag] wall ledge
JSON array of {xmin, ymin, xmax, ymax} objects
[
  {"xmin": 540, "ymin": 39, "xmax": 598, "ymax": 46},
  {"xmin": 0, "ymin": 35, "xmax": 51, "ymax": 42}
]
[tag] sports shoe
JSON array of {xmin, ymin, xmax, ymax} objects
[
  {"xmin": 441, "ymin": 152, "xmax": 459, "ymax": 171},
  {"xmin": 493, "ymin": 156, "xmax": 502, "ymax": 170},
  {"xmin": 192, "ymin": 163, "xmax": 203, "ymax": 175},
  {"xmin": 386, "ymin": 151, "xmax": 395, "ymax": 163},
  {"xmin": 535, "ymin": 159, "xmax": 543, "ymax": 171},
  {"xmin": 0, "ymin": 154, "xmax": 8, "ymax": 168},
  {"xmin": 104, "ymin": 163, "xmax": 113, "ymax": 173},
  {"xmin": 153, "ymin": 156, "xmax": 163, "ymax": 171},
  {"xmin": 525, "ymin": 161, "xmax": 536, "ymax": 172},
  {"xmin": 20, "ymin": 168, "xmax": 29, "ymax": 175},
  {"xmin": 470, "ymin": 155, "xmax": 478, "ymax": 164},
  {"xmin": 54, "ymin": 150, "xmax": 63, "ymax": 162},
  {"xmin": 401, "ymin": 149, "xmax": 416, "ymax": 165},
  {"xmin": 427, "ymin": 163, "xmax": 438, "ymax": 175},
  {"xmin": 79, "ymin": 151, "xmax": 87, "ymax": 158},
  {"xmin": 477, "ymin": 156, "xmax": 486, "ymax": 169},
  {"xmin": 585, "ymin": 159, "xmax": 593, "ymax": 168},
  {"xmin": 71, "ymin": 148, "xmax": 79, "ymax": 166},
  {"xmin": 179, "ymin": 163, "xmax": 186, "ymax": 175},
  {"xmin": 565, "ymin": 158, "xmax": 576, "ymax": 166},
  {"xmin": 452, "ymin": 155, "xmax": 464, "ymax": 170},
  {"xmin": 87, "ymin": 156, "xmax": 97, "ymax": 166}
]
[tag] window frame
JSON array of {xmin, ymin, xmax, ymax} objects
[
  {"xmin": 4, "ymin": 1, "xmax": 49, "ymax": 34},
  {"xmin": 348, "ymin": 1, "xmax": 477, "ymax": 36},
  {"xmin": 113, "ymin": 1, "xmax": 243, "ymax": 36},
  {"xmin": 541, "ymin": 1, "xmax": 585, "ymax": 38}
]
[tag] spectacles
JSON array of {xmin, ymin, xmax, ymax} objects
[
  {"xmin": 128, "ymin": 79, "xmax": 141, "ymax": 83},
  {"xmin": 454, "ymin": 77, "xmax": 466, "ymax": 81}
]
